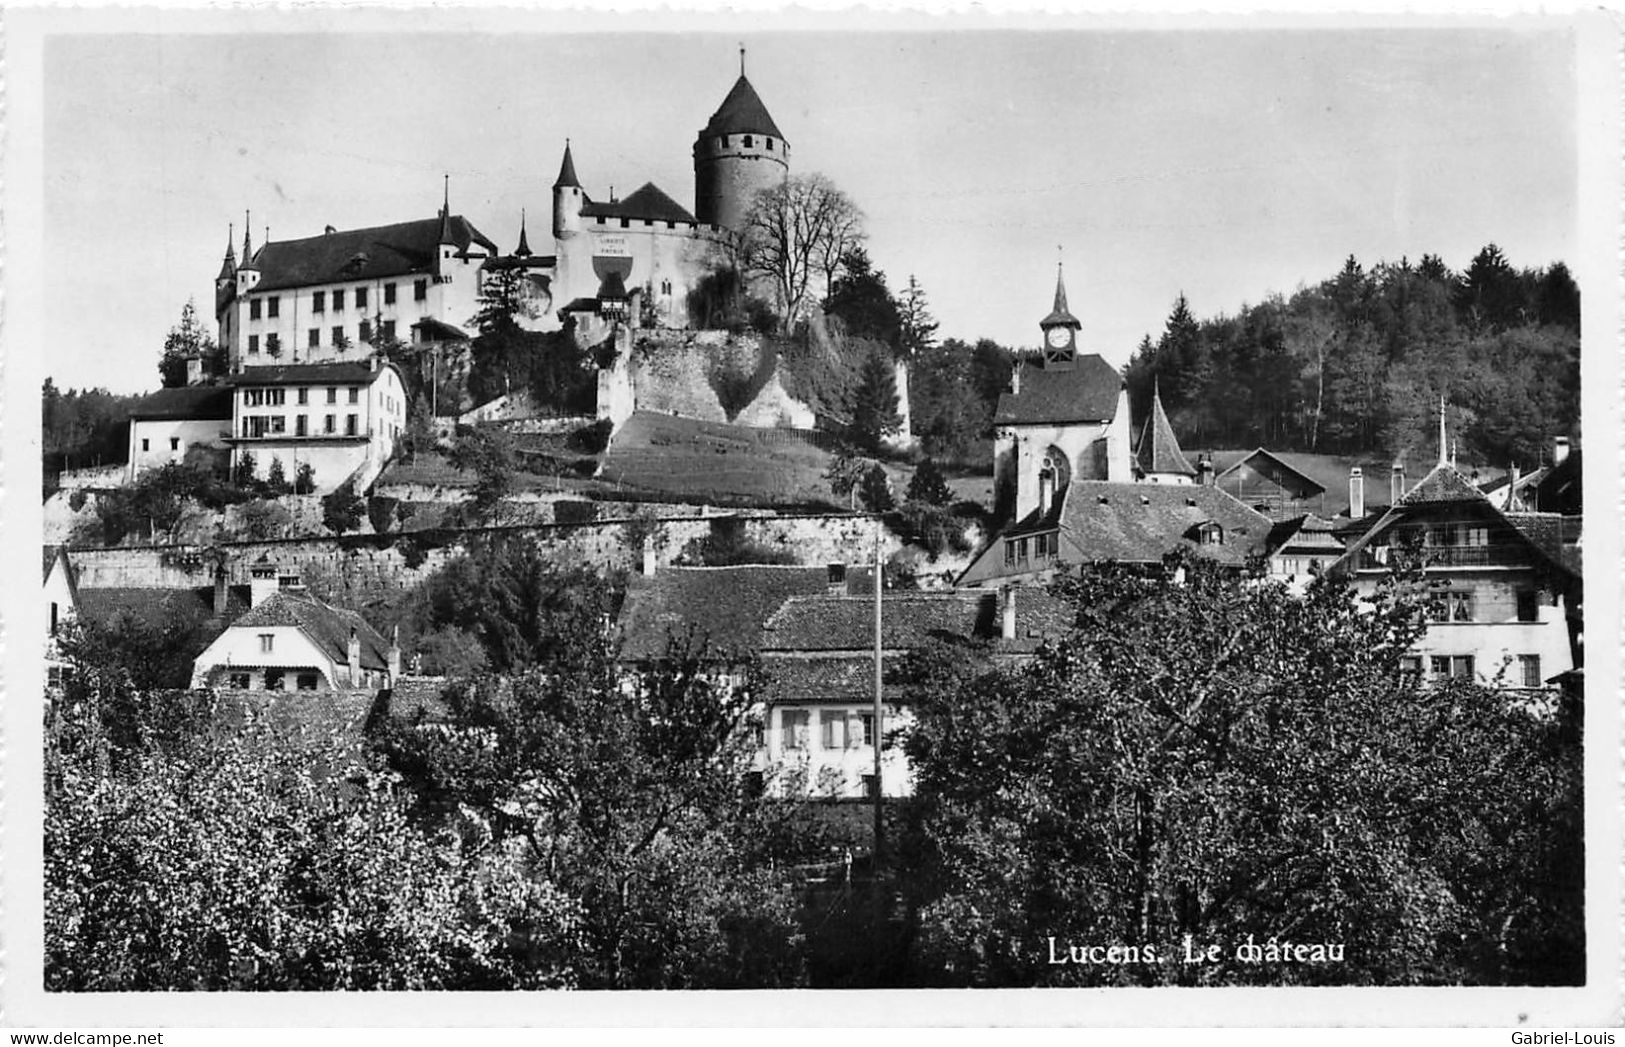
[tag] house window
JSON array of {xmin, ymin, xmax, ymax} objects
[
  {"xmin": 266, "ymin": 333, "xmax": 280, "ymax": 355},
  {"xmin": 267, "ymin": 296, "xmax": 280, "ymax": 318},
  {"xmin": 1430, "ymin": 655, "xmax": 1475, "ymax": 680},
  {"xmin": 296, "ymin": 415, "xmax": 307, "ymax": 437},
  {"xmin": 297, "ymin": 672, "xmax": 320, "ymax": 691},
  {"xmin": 382, "ymin": 320, "xmax": 396, "ymax": 341},
  {"xmin": 346, "ymin": 414, "xmax": 358, "ymax": 436},
  {"xmin": 1518, "ymin": 655, "xmax": 1541, "ymax": 688},
  {"xmin": 827, "ymin": 563, "xmax": 846, "ymax": 586},
  {"xmin": 414, "ymin": 279, "xmax": 428, "ymax": 302},
  {"xmin": 1017, "ymin": 537, "xmax": 1029, "ymax": 564},
  {"xmin": 384, "ymin": 282, "xmax": 397, "ymax": 304},
  {"xmin": 749, "ymin": 717, "xmax": 765, "ymax": 749},
  {"xmin": 1449, "ymin": 592, "xmax": 1474, "ymax": 622},
  {"xmin": 1463, "ymin": 526, "xmax": 1488, "ymax": 547},
  {"xmin": 269, "ymin": 416, "xmax": 286, "ymax": 434},
  {"xmin": 296, "ymin": 387, "xmax": 308, "ymax": 406},
  {"xmin": 355, "ymin": 286, "xmax": 368, "ymax": 309},
  {"xmin": 228, "ymin": 671, "xmax": 250, "ymax": 689},
  {"xmin": 1004, "ymin": 540, "xmax": 1016, "ymax": 567},
  {"xmin": 661, "ymin": 279, "xmax": 672, "ymax": 295},
  {"xmin": 259, "ymin": 633, "xmax": 275, "ymax": 653},
  {"xmin": 309, "ymin": 328, "xmax": 321, "ymax": 348},
  {"xmin": 1517, "ymin": 590, "xmax": 1540, "ymax": 623},
  {"xmin": 820, "ymin": 710, "xmax": 846, "ymax": 749},
  {"xmin": 169, "ymin": 437, "xmax": 179, "ymax": 451},
  {"xmin": 249, "ymin": 298, "xmax": 262, "ymax": 320},
  {"xmin": 359, "ymin": 320, "xmax": 372, "ymax": 343},
  {"xmin": 332, "ymin": 289, "xmax": 345, "ymax": 311},
  {"xmin": 859, "ymin": 712, "xmax": 876, "ymax": 748},
  {"xmin": 324, "ymin": 414, "xmax": 335, "ymax": 434},
  {"xmin": 326, "ymin": 387, "xmax": 338, "ymax": 405},
  {"xmin": 248, "ymin": 334, "xmax": 260, "ymax": 354},
  {"xmin": 348, "ymin": 387, "xmax": 360, "ymax": 405},
  {"xmin": 781, "ymin": 709, "xmax": 809, "ymax": 750},
  {"xmin": 267, "ymin": 389, "xmax": 285, "ymax": 407},
  {"xmin": 862, "ymin": 773, "xmax": 879, "ymax": 799},
  {"xmin": 140, "ymin": 438, "xmax": 150, "ymax": 452},
  {"xmin": 245, "ymin": 389, "xmax": 263, "ymax": 407},
  {"xmin": 312, "ymin": 290, "xmax": 325, "ymax": 313},
  {"xmin": 1398, "ymin": 655, "xmax": 1422, "ymax": 683},
  {"xmin": 264, "ymin": 669, "xmax": 285, "ymax": 691},
  {"xmin": 1427, "ymin": 590, "xmax": 1475, "ymax": 623},
  {"xmin": 332, "ymin": 326, "xmax": 345, "ymax": 348}
]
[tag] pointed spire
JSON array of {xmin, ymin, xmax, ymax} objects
[
  {"xmin": 1137, "ymin": 380, "xmax": 1197, "ymax": 478},
  {"xmin": 238, "ymin": 211, "xmax": 259, "ymax": 271},
  {"xmin": 1041, "ymin": 257, "xmax": 1080, "ymax": 328},
  {"xmin": 740, "ymin": 43, "xmax": 746, "ymax": 77},
  {"xmin": 553, "ymin": 139, "xmax": 581, "ymax": 189},
  {"xmin": 438, "ymin": 174, "xmax": 456, "ymax": 246},
  {"xmin": 516, "ymin": 209, "xmax": 532, "ymax": 257},
  {"xmin": 217, "ymin": 223, "xmax": 237, "ymax": 281}
]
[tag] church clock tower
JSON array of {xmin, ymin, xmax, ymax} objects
[{"xmin": 1039, "ymin": 262, "xmax": 1081, "ymax": 368}]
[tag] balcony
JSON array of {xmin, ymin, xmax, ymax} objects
[
  {"xmin": 228, "ymin": 427, "xmax": 373, "ymax": 444},
  {"xmin": 1357, "ymin": 543, "xmax": 1529, "ymax": 571}
]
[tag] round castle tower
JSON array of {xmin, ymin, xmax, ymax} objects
[{"xmin": 692, "ymin": 52, "xmax": 788, "ymax": 232}]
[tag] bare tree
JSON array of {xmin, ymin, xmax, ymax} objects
[{"xmin": 740, "ymin": 173, "xmax": 864, "ymax": 330}]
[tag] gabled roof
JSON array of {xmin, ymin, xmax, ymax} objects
[
  {"xmin": 994, "ymin": 353, "xmax": 1122, "ymax": 426},
  {"xmin": 76, "ymin": 584, "xmax": 249, "ymax": 631},
  {"xmin": 1398, "ymin": 463, "xmax": 1489, "ymax": 506},
  {"xmin": 761, "ymin": 593, "xmax": 990, "ymax": 652},
  {"xmin": 1054, "ymin": 481, "xmax": 1272, "ymax": 567},
  {"xmin": 1135, "ymin": 388, "xmax": 1196, "ymax": 477},
  {"xmin": 130, "ymin": 385, "xmax": 235, "ymax": 421},
  {"xmin": 226, "ymin": 360, "xmax": 397, "ymax": 387},
  {"xmin": 229, "ymin": 590, "xmax": 392, "ymax": 671},
  {"xmin": 1503, "ymin": 512, "xmax": 1582, "ymax": 576},
  {"xmin": 703, "ymin": 75, "xmax": 785, "ymax": 139},
  {"xmin": 245, "ymin": 216, "xmax": 499, "ymax": 293},
  {"xmin": 1264, "ymin": 514, "xmax": 1347, "ymax": 556},
  {"xmin": 616, "ymin": 565, "xmax": 830, "ymax": 662},
  {"xmin": 581, "ymin": 183, "xmax": 699, "ymax": 226},
  {"xmin": 1214, "ymin": 447, "xmax": 1328, "ymax": 495}
]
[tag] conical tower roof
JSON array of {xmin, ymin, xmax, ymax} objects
[
  {"xmin": 515, "ymin": 209, "xmax": 532, "ymax": 257},
  {"xmin": 437, "ymin": 175, "xmax": 457, "ymax": 246},
  {"xmin": 703, "ymin": 75, "xmax": 785, "ymax": 140},
  {"xmin": 217, "ymin": 224, "xmax": 237, "ymax": 281},
  {"xmin": 238, "ymin": 212, "xmax": 258, "ymax": 271},
  {"xmin": 1136, "ymin": 382, "xmax": 1196, "ymax": 477},
  {"xmin": 1041, "ymin": 263, "xmax": 1080, "ymax": 329},
  {"xmin": 553, "ymin": 140, "xmax": 581, "ymax": 189}
]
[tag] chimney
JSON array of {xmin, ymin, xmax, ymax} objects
[
  {"xmin": 186, "ymin": 357, "xmax": 203, "ymax": 387},
  {"xmin": 213, "ymin": 563, "xmax": 229, "ymax": 615},
  {"xmin": 640, "ymin": 536, "xmax": 656, "ymax": 577},
  {"xmin": 1001, "ymin": 587, "xmax": 1017, "ymax": 641},
  {"xmin": 248, "ymin": 560, "xmax": 278, "ymax": 608},
  {"xmin": 347, "ymin": 627, "xmax": 362, "ymax": 687},
  {"xmin": 1508, "ymin": 463, "xmax": 1520, "ymax": 510},
  {"xmin": 1390, "ymin": 462, "xmax": 1405, "ymax": 506},
  {"xmin": 1553, "ymin": 436, "xmax": 1570, "ymax": 466},
  {"xmin": 386, "ymin": 625, "xmax": 401, "ymax": 684},
  {"xmin": 1196, "ymin": 453, "xmax": 1215, "ymax": 487},
  {"xmin": 1348, "ymin": 466, "xmax": 1364, "ymax": 519},
  {"xmin": 1009, "ymin": 361, "xmax": 1021, "ymax": 396},
  {"xmin": 325, "ymin": 225, "xmax": 336, "ymax": 235}
]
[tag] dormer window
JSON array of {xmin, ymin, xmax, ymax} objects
[{"xmin": 1193, "ymin": 522, "xmax": 1224, "ymax": 546}]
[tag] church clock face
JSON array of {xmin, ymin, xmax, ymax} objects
[{"xmin": 1046, "ymin": 326, "xmax": 1071, "ymax": 349}]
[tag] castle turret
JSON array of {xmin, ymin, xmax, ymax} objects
[
  {"xmin": 552, "ymin": 139, "xmax": 583, "ymax": 241},
  {"xmin": 692, "ymin": 49, "xmax": 788, "ymax": 232},
  {"xmin": 436, "ymin": 175, "xmax": 457, "ymax": 275},
  {"xmin": 215, "ymin": 223, "xmax": 238, "ymax": 317},
  {"xmin": 235, "ymin": 212, "xmax": 261, "ymax": 295},
  {"xmin": 515, "ymin": 208, "xmax": 532, "ymax": 257}
]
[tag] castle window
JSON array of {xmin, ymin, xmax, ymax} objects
[
  {"xmin": 141, "ymin": 438, "xmax": 149, "ymax": 452},
  {"xmin": 312, "ymin": 291, "xmax": 325, "ymax": 313},
  {"xmin": 767, "ymin": 137, "xmax": 774, "ymax": 150},
  {"xmin": 309, "ymin": 328, "xmax": 320, "ymax": 348},
  {"xmin": 355, "ymin": 286, "xmax": 368, "ymax": 309},
  {"xmin": 324, "ymin": 414, "xmax": 335, "ymax": 434},
  {"xmin": 248, "ymin": 335, "xmax": 260, "ymax": 355},
  {"xmin": 413, "ymin": 279, "xmax": 428, "ymax": 302},
  {"xmin": 346, "ymin": 414, "xmax": 358, "ymax": 436},
  {"xmin": 359, "ymin": 320, "xmax": 372, "ymax": 343},
  {"xmin": 170, "ymin": 437, "xmax": 180, "ymax": 451},
  {"xmin": 381, "ymin": 320, "xmax": 396, "ymax": 341},
  {"xmin": 297, "ymin": 387, "xmax": 308, "ymax": 405},
  {"xmin": 332, "ymin": 289, "xmax": 344, "ymax": 311},
  {"xmin": 332, "ymin": 326, "xmax": 345, "ymax": 348},
  {"xmin": 267, "ymin": 296, "xmax": 280, "ymax": 318},
  {"xmin": 249, "ymin": 298, "xmax": 262, "ymax": 320},
  {"xmin": 743, "ymin": 135, "xmax": 753, "ymax": 148},
  {"xmin": 348, "ymin": 387, "xmax": 360, "ymax": 405},
  {"xmin": 266, "ymin": 333, "xmax": 280, "ymax": 355},
  {"xmin": 296, "ymin": 415, "xmax": 307, "ymax": 437},
  {"xmin": 619, "ymin": 218, "xmax": 629, "ymax": 228},
  {"xmin": 384, "ymin": 282, "xmax": 396, "ymax": 305}
]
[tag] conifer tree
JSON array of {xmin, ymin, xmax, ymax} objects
[{"xmin": 848, "ymin": 352, "xmax": 902, "ymax": 453}]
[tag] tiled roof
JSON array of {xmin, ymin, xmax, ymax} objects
[
  {"xmin": 129, "ymin": 385, "xmax": 235, "ymax": 421},
  {"xmin": 1503, "ymin": 512, "xmax": 1582, "ymax": 576},
  {"xmin": 1399, "ymin": 463, "xmax": 1489, "ymax": 506},
  {"xmin": 1213, "ymin": 447, "xmax": 1327, "ymax": 494},
  {"xmin": 616, "ymin": 565, "xmax": 830, "ymax": 661},
  {"xmin": 1265, "ymin": 514, "xmax": 1347, "ymax": 555},
  {"xmin": 761, "ymin": 656, "xmax": 908, "ymax": 705},
  {"xmin": 246, "ymin": 216, "xmax": 499, "ymax": 293},
  {"xmin": 994, "ymin": 353, "xmax": 1122, "ymax": 426},
  {"xmin": 761, "ymin": 593, "xmax": 991, "ymax": 652},
  {"xmin": 581, "ymin": 183, "xmax": 699, "ymax": 226},
  {"xmin": 1057, "ymin": 481, "xmax": 1272, "ymax": 566},
  {"xmin": 226, "ymin": 361, "xmax": 393, "ymax": 387},
  {"xmin": 231, "ymin": 591, "xmax": 392, "ymax": 671},
  {"xmin": 703, "ymin": 75, "xmax": 785, "ymax": 139},
  {"xmin": 1135, "ymin": 389, "xmax": 1196, "ymax": 477}
]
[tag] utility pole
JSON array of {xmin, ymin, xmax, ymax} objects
[{"xmin": 872, "ymin": 514, "xmax": 883, "ymax": 864}]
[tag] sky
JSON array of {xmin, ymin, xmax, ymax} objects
[{"xmin": 42, "ymin": 22, "xmax": 1577, "ymax": 394}]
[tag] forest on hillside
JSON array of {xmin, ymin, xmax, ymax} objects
[{"xmin": 1124, "ymin": 246, "xmax": 1580, "ymax": 469}]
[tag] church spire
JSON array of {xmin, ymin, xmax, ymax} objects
[
  {"xmin": 438, "ymin": 174, "xmax": 456, "ymax": 245},
  {"xmin": 1041, "ymin": 258, "xmax": 1080, "ymax": 329},
  {"xmin": 516, "ymin": 209, "xmax": 532, "ymax": 257}
]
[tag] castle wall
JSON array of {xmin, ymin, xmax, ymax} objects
[{"xmin": 693, "ymin": 134, "xmax": 789, "ymax": 231}]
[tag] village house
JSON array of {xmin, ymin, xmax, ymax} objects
[
  {"xmin": 43, "ymin": 546, "xmax": 79, "ymax": 688},
  {"xmin": 190, "ymin": 559, "xmax": 398, "ymax": 692},
  {"xmin": 124, "ymin": 385, "xmax": 234, "ymax": 482},
  {"xmin": 1212, "ymin": 447, "xmax": 1330, "ymax": 520}
]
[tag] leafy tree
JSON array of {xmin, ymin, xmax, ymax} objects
[
  {"xmin": 740, "ymin": 173, "xmax": 864, "ymax": 330},
  {"xmin": 906, "ymin": 457, "xmax": 953, "ymax": 506},
  {"xmin": 158, "ymin": 298, "xmax": 218, "ymax": 388},
  {"xmin": 896, "ymin": 275, "xmax": 940, "ymax": 360},
  {"xmin": 823, "ymin": 247, "xmax": 901, "ymax": 347},
  {"xmin": 402, "ymin": 397, "xmax": 437, "ymax": 463},
  {"xmin": 857, "ymin": 462, "xmax": 895, "ymax": 513},
  {"xmin": 321, "ymin": 479, "xmax": 365, "ymax": 535},
  {"xmin": 294, "ymin": 461, "xmax": 317, "ymax": 495},
  {"xmin": 448, "ymin": 425, "xmax": 517, "ymax": 515},
  {"xmin": 234, "ymin": 452, "xmax": 257, "ymax": 489},
  {"xmin": 903, "ymin": 555, "xmax": 1582, "ymax": 986},
  {"xmin": 848, "ymin": 351, "xmax": 902, "ymax": 453},
  {"xmin": 410, "ymin": 624, "xmax": 489, "ymax": 678},
  {"xmin": 235, "ymin": 499, "xmax": 293, "ymax": 542},
  {"xmin": 56, "ymin": 601, "xmax": 213, "ymax": 693}
]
